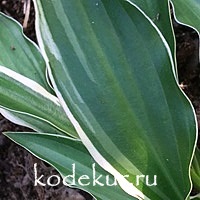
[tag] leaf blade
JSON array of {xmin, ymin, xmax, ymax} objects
[
  {"xmin": 171, "ymin": 0, "xmax": 200, "ymax": 33},
  {"xmin": 34, "ymin": 0, "xmax": 197, "ymax": 199},
  {"xmin": 0, "ymin": 66, "xmax": 78, "ymax": 138},
  {"xmin": 5, "ymin": 132, "xmax": 138, "ymax": 200},
  {"xmin": 0, "ymin": 13, "xmax": 50, "ymax": 91}
]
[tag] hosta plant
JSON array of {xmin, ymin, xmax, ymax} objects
[{"xmin": 0, "ymin": 0, "xmax": 200, "ymax": 199}]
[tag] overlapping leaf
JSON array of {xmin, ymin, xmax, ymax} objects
[
  {"xmin": 34, "ymin": 0, "xmax": 197, "ymax": 199},
  {"xmin": 171, "ymin": 0, "xmax": 200, "ymax": 33},
  {"xmin": 0, "ymin": 13, "xmax": 77, "ymax": 137},
  {"xmin": 127, "ymin": 0, "xmax": 179, "ymax": 77},
  {"xmin": 0, "ymin": 107, "xmax": 65, "ymax": 134},
  {"xmin": 129, "ymin": 0, "xmax": 175, "ymax": 58},
  {"xmin": 5, "ymin": 132, "xmax": 138, "ymax": 200},
  {"xmin": 0, "ymin": 13, "xmax": 49, "ymax": 90},
  {"xmin": 191, "ymin": 194, "xmax": 200, "ymax": 200},
  {"xmin": 0, "ymin": 66, "xmax": 77, "ymax": 137},
  {"xmin": 191, "ymin": 147, "xmax": 200, "ymax": 191}
]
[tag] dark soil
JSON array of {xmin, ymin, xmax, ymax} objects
[
  {"xmin": 0, "ymin": 0, "xmax": 199, "ymax": 199},
  {"xmin": 174, "ymin": 22, "xmax": 200, "ymax": 149},
  {"xmin": 0, "ymin": 115, "xmax": 91, "ymax": 200}
]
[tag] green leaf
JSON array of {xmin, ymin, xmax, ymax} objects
[
  {"xmin": 128, "ymin": 0, "xmax": 178, "ymax": 77},
  {"xmin": 0, "ymin": 12, "xmax": 56, "ymax": 134},
  {"xmin": 190, "ymin": 193, "xmax": 200, "ymax": 200},
  {"xmin": 0, "ymin": 13, "xmax": 50, "ymax": 91},
  {"xmin": 34, "ymin": 0, "xmax": 197, "ymax": 199},
  {"xmin": 0, "ymin": 66, "xmax": 77, "ymax": 138},
  {"xmin": 129, "ymin": 0, "xmax": 175, "ymax": 60},
  {"xmin": 171, "ymin": 0, "xmax": 200, "ymax": 33},
  {"xmin": 5, "ymin": 132, "xmax": 137, "ymax": 200},
  {"xmin": 191, "ymin": 147, "xmax": 200, "ymax": 191},
  {"xmin": 0, "ymin": 107, "xmax": 66, "ymax": 134},
  {"xmin": 126, "ymin": 0, "xmax": 181, "ymax": 80}
]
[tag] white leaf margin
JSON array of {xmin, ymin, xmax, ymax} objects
[
  {"xmin": 0, "ymin": 12, "xmax": 54, "ymax": 90},
  {"xmin": 170, "ymin": 1, "xmax": 200, "ymax": 199},
  {"xmin": 0, "ymin": 65, "xmax": 59, "ymax": 105},
  {"xmin": 170, "ymin": 1, "xmax": 200, "ymax": 62},
  {"xmin": 0, "ymin": 66, "xmax": 74, "ymax": 136},
  {"xmin": 33, "ymin": 0, "xmax": 198, "ymax": 199},
  {"xmin": 33, "ymin": 0, "xmax": 148, "ymax": 199}
]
